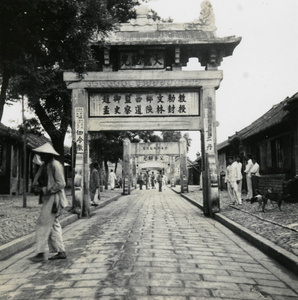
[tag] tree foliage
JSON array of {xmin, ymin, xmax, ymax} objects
[
  {"xmin": 0, "ymin": 0, "xmax": 139, "ymax": 160},
  {"xmin": 89, "ymin": 130, "xmax": 157, "ymax": 165},
  {"xmin": 161, "ymin": 131, "xmax": 192, "ymax": 152}
]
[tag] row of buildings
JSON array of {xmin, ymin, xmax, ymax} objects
[
  {"xmin": 0, "ymin": 123, "xmax": 71, "ymax": 195},
  {"xmin": 189, "ymin": 92, "xmax": 298, "ymax": 198}
]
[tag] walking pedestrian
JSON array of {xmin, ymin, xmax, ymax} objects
[
  {"xmin": 90, "ymin": 162, "xmax": 99, "ymax": 206},
  {"xmin": 162, "ymin": 173, "xmax": 167, "ymax": 190},
  {"xmin": 145, "ymin": 171, "xmax": 149, "ymax": 190},
  {"xmin": 157, "ymin": 171, "xmax": 163, "ymax": 192},
  {"xmin": 137, "ymin": 172, "xmax": 144, "ymax": 190},
  {"xmin": 29, "ymin": 143, "xmax": 68, "ymax": 262},
  {"xmin": 151, "ymin": 171, "xmax": 156, "ymax": 189},
  {"xmin": 244, "ymin": 154, "xmax": 253, "ymax": 201},
  {"xmin": 109, "ymin": 169, "xmax": 117, "ymax": 190}
]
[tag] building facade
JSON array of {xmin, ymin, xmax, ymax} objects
[{"xmin": 217, "ymin": 92, "xmax": 298, "ymax": 196}]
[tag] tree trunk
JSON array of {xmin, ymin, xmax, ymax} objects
[
  {"xmin": 0, "ymin": 70, "xmax": 10, "ymax": 122},
  {"xmin": 33, "ymin": 100, "xmax": 67, "ymax": 163}
]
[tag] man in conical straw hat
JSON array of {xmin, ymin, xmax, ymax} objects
[{"xmin": 29, "ymin": 142, "xmax": 68, "ymax": 262}]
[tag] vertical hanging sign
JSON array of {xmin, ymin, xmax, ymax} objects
[
  {"xmin": 204, "ymin": 96, "xmax": 214, "ymax": 153},
  {"xmin": 75, "ymin": 107, "xmax": 84, "ymax": 153}
]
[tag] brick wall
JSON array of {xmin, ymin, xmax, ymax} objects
[{"xmin": 258, "ymin": 174, "xmax": 286, "ymax": 194}]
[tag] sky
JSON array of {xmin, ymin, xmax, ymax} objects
[
  {"xmin": 148, "ymin": 0, "xmax": 298, "ymax": 159},
  {"xmin": 3, "ymin": 0, "xmax": 298, "ymax": 161}
]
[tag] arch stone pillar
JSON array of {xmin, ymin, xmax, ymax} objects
[
  {"xmin": 179, "ymin": 138, "xmax": 188, "ymax": 193},
  {"xmin": 201, "ymin": 85, "xmax": 220, "ymax": 216},
  {"xmin": 123, "ymin": 138, "xmax": 131, "ymax": 195},
  {"xmin": 170, "ymin": 155, "xmax": 176, "ymax": 187},
  {"xmin": 72, "ymin": 89, "xmax": 90, "ymax": 217}
]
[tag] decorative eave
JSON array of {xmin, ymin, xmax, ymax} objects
[
  {"xmin": 92, "ymin": 2, "xmax": 241, "ymax": 69},
  {"xmin": 101, "ymin": 30, "xmax": 241, "ymax": 51}
]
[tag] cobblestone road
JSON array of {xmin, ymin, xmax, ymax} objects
[
  {"xmin": 176, "ymin": 186, "xmax": 298, "ymax": 256},
  {"xmin": 1, "ymin": 188, "xmax": 298, "ymax": 299}
]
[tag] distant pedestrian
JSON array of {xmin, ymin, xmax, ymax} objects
[
  {"xmin": 90, "ymin": 162, "xmax": 99, "ymax": 206},
  {"xmin": 162, "ymin": 174, "xmax": 167, "ymax": 190},
  {"xmin": 157, "ymin": 171, "xmax": 163, "ymax": 192},
  {"xmin": 109, "ymin": 169, "xmax": 117, "ymax": 190},
  {"xmin": 235, "ymin": 155, "xmax": 243, "ymax": 203},
  {"xmin": 29, "ymin": 143, "xmax": 68, "ymax": 263},
  {"xmin": 145, "ymin": 171, "xmax": 149, "ymax": 190},
  {"xmin": 225, "ymin": 157, "xmax": 241, "ymax": 205},
  {"xmin": 251, "ymin": 157, "xmax": 260, "ymax": 197},
  {"xmin": 244, "ymin": 154, "xmax": 253, "ymax": 200},
  {"xmin": 151, "ymin": 171, "xmax": 156, "ymax": 189},
  {"xmin": 137, "ymin": 172, "xmax": 144, "ymax": 190}
]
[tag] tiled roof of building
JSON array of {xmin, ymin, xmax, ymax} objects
[
  {"xmin": 0, "ymin": 123, "xmax": 69, "ymax": 155},
  {"xmin": 217, "ymin": 93, "xmax": 298, "ymax": 150},
  {"xmin": 0, "ymin": 123, "xmax": 20, "ymax": 141},
  {"xmin": 236, "ymin": 99, "xmax": 289, "ymax": 140}
]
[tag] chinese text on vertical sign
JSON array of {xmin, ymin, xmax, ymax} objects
[
  {"xmin": 75, "ymin": 107, "xmax": 84, "ymax": 153},
  {"xmin": 89, "ymin": 92, "xmax": 199, "ymax": 117},
  {"xmin": 204, "ymin": 96, "xmax": 214, "ymax": 153}
]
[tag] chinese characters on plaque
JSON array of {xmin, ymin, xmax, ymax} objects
[
  {"xmin": 75, "ymin": 107, "xmax": 84, "ymax": 153},
  {"xmin": 138, "ymin": 155, "xmax": 169, "ymax": 163},
  {"xmin": 89, "ymin": 92, "xmax": 199, "ymax": 117},
  {"xmin": 120, "ymin": 50, "xmax": 165, "ymax": 70}
]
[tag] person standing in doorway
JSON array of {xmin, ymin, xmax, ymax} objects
[
  {"xmin": 244, "ymin": 154, "xmax": 253, "ymax": 201},
  {"xmin": 251, "ymin": 157, "xmax": 260, "ymax": 197},
  {"xmin": 109, "ymin": 169, "xmax": 117, "ymax": 190},
  {"xmin": 90, "ymin": 162, "xmax": 99, "ymax": 206},
  {"xmin": 29, "ymin": 143, "xmax": 67, "ymax": 262}
]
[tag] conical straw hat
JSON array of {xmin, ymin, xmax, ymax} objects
[{"xmin": 33, "ymin": 142, "xmax": 60, "ymax": 156}]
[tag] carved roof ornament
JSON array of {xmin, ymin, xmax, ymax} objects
[
  {"xmin": 193, "ymin": 0, "xmax": 217, "ymax": 33},
  {"xmin": 129, "ymin": 4, "xmax": 156, "ymax": 27}
]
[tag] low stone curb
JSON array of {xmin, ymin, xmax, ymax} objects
[
  {"xmin": 215, "ymin": 213, "xmax": 298, "ymax": 275},
  {"xmin": 172, "ymin": 187, "xmax": 298, "ymax": 276},
  {"xmin": 0, "ymin": 193, "xmax": 123, "ymax": 261}
]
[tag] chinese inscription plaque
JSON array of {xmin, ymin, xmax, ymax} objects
[{"xmin": 89, "ymin": 92, "xmax": 199, "ymax": 117}]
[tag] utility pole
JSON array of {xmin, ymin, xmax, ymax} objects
[{"xmin": 22, "ymin": 95, "xmax": 27, "ymax": 208}]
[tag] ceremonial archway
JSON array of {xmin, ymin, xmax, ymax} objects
[
  {"xmin": 123, "ymin": 140, "xmax": 188, "ymax": 195},
  {"xmin": 64, "ymin": 2, "xmax": 241, "ymax": 217}
]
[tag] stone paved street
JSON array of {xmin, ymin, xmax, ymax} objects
[
  {"xmin": 174, "ymin": 186, "xmax": 298, "ymax": 257},
  {"xmin": 1, "ymin": 187, "xmax": 298, "ymax": 299}
]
